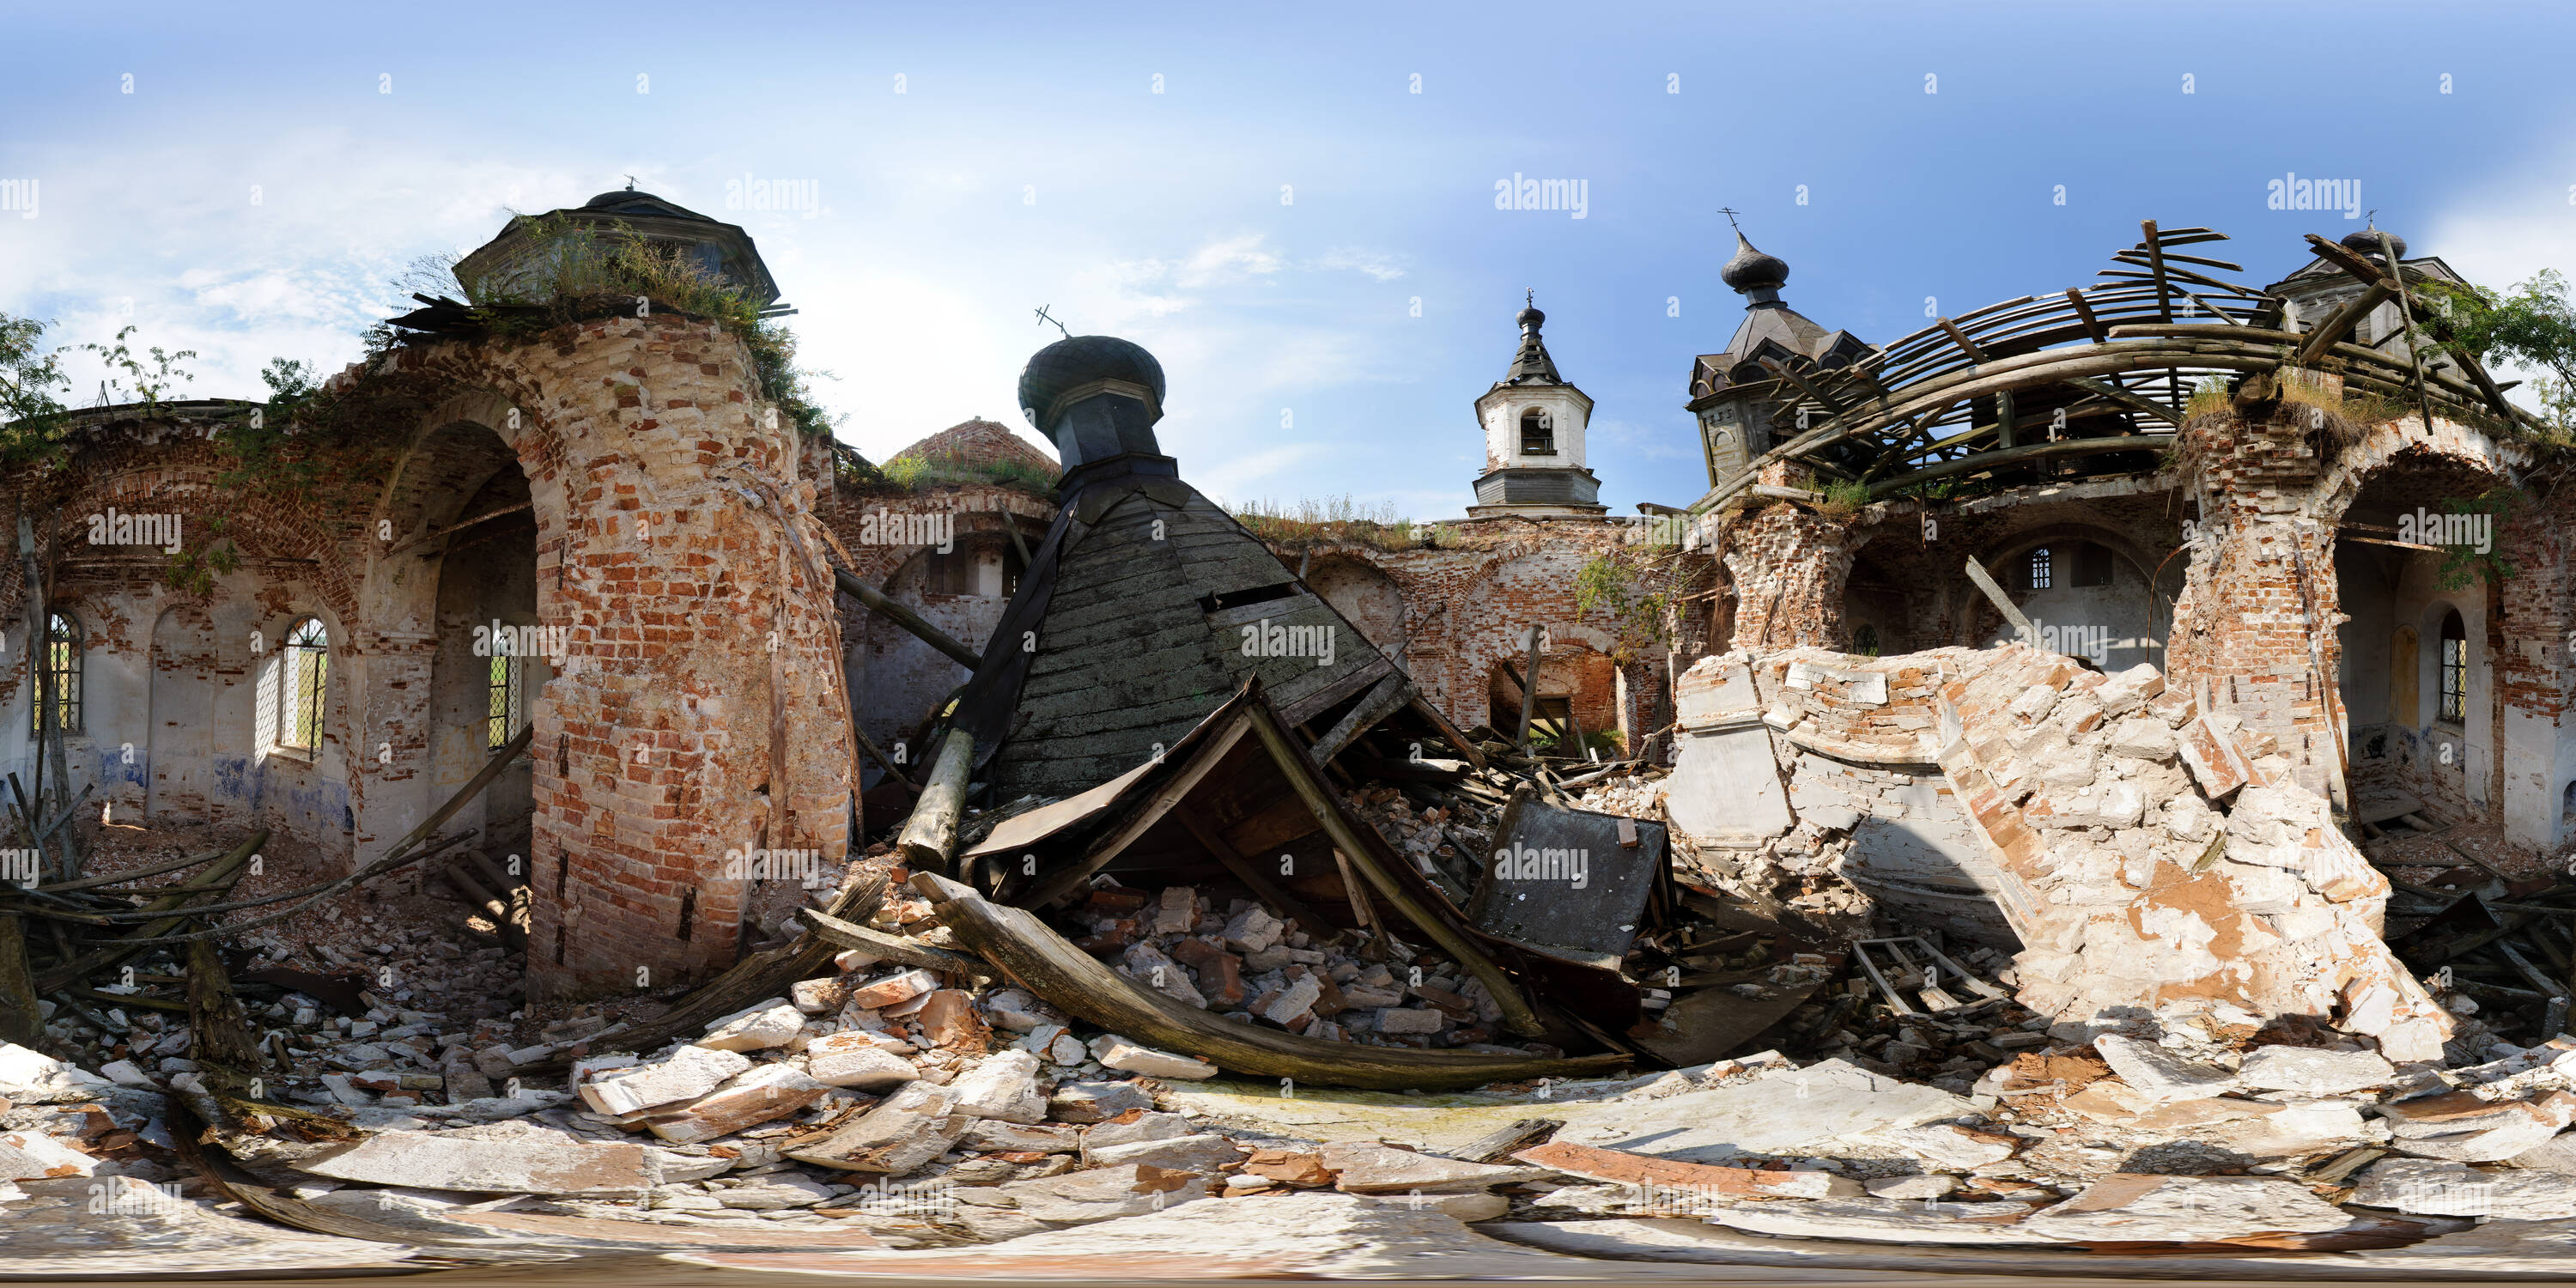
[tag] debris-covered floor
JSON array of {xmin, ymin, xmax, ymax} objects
[{"xmin": 18, "ymin": 662, "xmax": 2576, "ymax": 1279}]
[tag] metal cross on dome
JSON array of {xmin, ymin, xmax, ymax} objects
[
  {"xmin": 1719, "ymin": 206, "xmax": 1742, "ymax": 233},
  {"xmin": 1034, "ymin": 304, "xmax": 1070, "ymax": 339}
]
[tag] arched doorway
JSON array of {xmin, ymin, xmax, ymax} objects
[
  {"xmin": 422, "ymin": 428, "xmax": 541, "ymax": 874},
  {"xmin": 2333, "ymin": 453, "xmax": 2507, "ymax": 823},
  {"xmin": 147, "ymin": 605, "xmax": 217, "ymax": 823},
  {"xmin": 1305, "ymin": 556, "xmax": 1405, "ymax": 654}
]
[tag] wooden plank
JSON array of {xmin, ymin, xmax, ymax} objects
[
  {"xmin": 797, "ymin": 908, "xmax": 996, "ymax": 979},
  {"xmin": 1017, "ymin": 717, "xmax": 1251, "ymax": 908},
  {"xmin": 1935, "ymin": 318, "xmax": 1989, "ymax": 364},
  {"xmin": 2142, "ymin": 220, "xmax": 2173, "ymax": 323},
  {"xmin": 912, "ymin": 872, "xmax": 1622, "ymax": 1090},
  {"xmin": 2066, "ymin": 289, "xmax": 2107, "ymax": 343}
]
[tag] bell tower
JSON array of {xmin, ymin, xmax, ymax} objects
[{"xmin": 1467, "ymin": 295, "xmax": 1605, "ymax": 518}]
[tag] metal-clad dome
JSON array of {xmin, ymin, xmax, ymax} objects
[
  {"xmin": 1018, "ymin": 335, "xmax": 1166, "ymax": 428},
  {"xmin": 2341, "ymin": 227, "xmax": 2407, "ymax": 260},
  {"xmin": 1720, "ymin": 232, "xmax": 1789, "ymax": 293}
]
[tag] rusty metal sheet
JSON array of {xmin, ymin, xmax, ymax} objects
[{"xmin": 1466, "ymin": 794, "xmax": 1665, "ymax": 963}]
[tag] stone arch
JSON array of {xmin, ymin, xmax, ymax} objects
[
  {"xmin": 1457, "ymin": 546, "xmax": 1607, "ymax": 732},
  {"xmin": 1303, "ymin": 554, "xmax": 1406, "ymax": 655},
  {"xmin": 2321, "ymin": 438, "xmax": 2518, "ymax": 824},
  {"xmin": 1962, "ymin": 520, "xmax": 2178, "ymax": 671}
]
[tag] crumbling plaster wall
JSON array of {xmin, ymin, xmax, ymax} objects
[
  {"xmin": 3, "ymin": 437, "xmax": 363, "ymax": 860},
  {"xmin": 1667, "ymin": 643, "xmax": 2455, "ymax": 1058},
  {"xmin": 2172, "ymin": 399, "xmax": 2567, "ymax": 847},
  {"xmin": 821, "ymin": 484, "xmax": 1054, "ymax": 793}
]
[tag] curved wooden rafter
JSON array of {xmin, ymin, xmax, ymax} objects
[{"xmin": 1699, "ymin": 222, "xmax": 2535, "ymax": 513}]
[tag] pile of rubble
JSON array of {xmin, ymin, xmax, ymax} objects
[
  {"xmin": 1074, "ymin": 884, "xmax": 1529, "ymax": 1053},
  {"xmin": 17, "ymin": 641, "xmax": 2576, "ymax": 1273},
  {"xmin": 25, "ymin": 977, "xmax": 2576, "ymax": 1267}
]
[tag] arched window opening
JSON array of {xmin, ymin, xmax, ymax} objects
[
  {"xmin": 30, "ymin": 613, "xmax": 82, "ymax": 735},
  {"xmin": 488, "ymin": 654, "xmax": 527, "ymax": 750},
  {"xmin": 282, "ymin": 617, "xmax": 330, "ymax": 751},
  {"xmin": 1520, "ymin": 408, "xmax": 1555, "ymax": 455},
  {"xmin": 1853, "ymin": 623, "xmax": 1880, "ymax": 657},
  {"xmin": 2438, "ymin": 610, "xmax": 2469, "ymax": 725},
  {"xmin": 2028, "ymin": 547, "xmax": 2053, "ymax": 591}
]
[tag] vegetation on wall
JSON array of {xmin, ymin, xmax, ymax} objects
[
  {"xmin": 0, "ymin": 315, "xmax": 200, "ymax": 467},
  {"xmin": 1230, "ymin": 495, "xmax": 1463, "ymax": 551},
  {"xmin": 2434, "ymin": 485, "xmax": 2522, "ymax": 592},
  {"xmin": 878, "ymin": 452, "xmax": 1058, "ymax": 497},
  {"xmin": 1573, "ymin": 531, "xmax": 1706, "ymax": 665},
  {"xmin": 437, "ymin": 213, "xmax": 844, "ymax": 442},
  {"xmin": 2428, "ymin": 270, "xmax": 2576, "ymax": 436}
]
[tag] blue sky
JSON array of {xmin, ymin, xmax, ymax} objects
[{"xmin": 6, "ymin": 1, "xmax": 2576, "ymax": 518}]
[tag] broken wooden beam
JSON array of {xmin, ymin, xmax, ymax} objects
[
  {"xmin": 834, "ymin": 567, "xmax": 981, "ymax": 670},
  {"xmin": 2142, "ymin": 219, "xmax": 2174, "ymax": 323},
  {"xmin": 797, "ymin": 907, "xmax": 996, "ymax": 980},
  {"xmin": 0, "ymin": 914, "xmax": 37, "ymax": 1045},
  {"xmin": 1963, "ymin": 556, "xmax": 2036, "ymax": 647},
  {"xmin": 1515, "ymin": 625, "xmax": 1546, "ymax": 750},
  {"xmin": 1309, "ymin": 671, "xmax": 1410, "ymax": 766},
  {"xmin": 2294, "ymin": 284, "xmax": 2394, "ymax": 366},
  {"xmin": 1241, "ymin": 702, "xmax": 1546, "ymax": 1037},
  {"xmin": 33, "ymin": 829, "xmax": 264, "ymax": 993},
  {"xmin": 895, "ymin": 730, "xmax": 975, "ymax": 875},
  {"xmin": 441, "ymin": 865, "xmax": 525, "ymax": 952},
  {"xmin": 911, "ymin": 870, "xmax": 1625, "ymax": 1091},
  {"xmin": 185, "ymin": 936, "xmax": 266, "ymax": 1079}
]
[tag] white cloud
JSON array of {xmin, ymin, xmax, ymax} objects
[
  {"xmin": 1176, "ymin": 234, "xmax": 1284, "ymax": 289},
  {"xmin": 1315, "ymin": 247, "xmax": 1407, "ymax": 283}
]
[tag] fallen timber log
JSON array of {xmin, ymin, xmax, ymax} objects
[
  {"xmin": 834, "ymin": 566, "xmax": 982, "ymax": 670},
  {"xmin": 797, "ymin": 906, "xmax": 996, "ymax": 981},
  {"xmin": 910, "ymin": 870, "xmax": 1630, "ymax": 1091},
  {"xmin": 895, "ymin": 728, "xmax": 975, "ymax": 874},
  {"xmin": 509, "ymin": 862, "xmax": 893, "ymax": 1078},
  {"xmin": 33, "ymin": 829, "xmax": 265, "ymax": 993}
]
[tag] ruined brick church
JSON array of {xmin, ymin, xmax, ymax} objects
[{"xmin": 5, "ymin": 191, "xmax": 2567, "ymax": 1035}]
